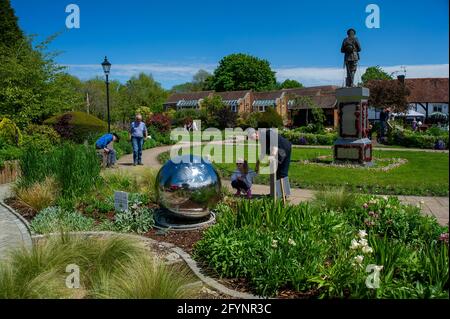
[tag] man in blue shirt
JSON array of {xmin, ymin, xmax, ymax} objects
[
  {"xmin": 130, "ymin": 114, "xmax": 148, "ymax": 166},
  {"xmin": 95, "ymin": 133, "xmax": 120, "ymax": 167}
]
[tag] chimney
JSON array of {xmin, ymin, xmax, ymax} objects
[{"xmin": 397, "ymin": 75, "xmax": 405, "ymax": 84}]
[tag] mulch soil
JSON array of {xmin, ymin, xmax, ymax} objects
[
  {"xmin": 144, "ymin": 227, "xmax": 206, "ymax": 254},
  {"xmin": 4, "ymin": 197, "xmax": 36, "ymax": 222}
]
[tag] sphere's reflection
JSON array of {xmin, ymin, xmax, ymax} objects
[{"xmin": 156, "ymin": 155, "xmax": 221, "ymax": 219}]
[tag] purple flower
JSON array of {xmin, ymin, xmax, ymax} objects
[
  {"xmin": 439, "ymin": 232, "xmax": 449, "ymax": 244},
  {"xmin": 363, "ymin": 203, "xmax": 369, "ymax": 209}
]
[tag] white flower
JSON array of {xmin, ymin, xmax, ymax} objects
[
  {"xmin": 358, "ymin": 230, "xmax": 367, "ymax": 239},
  {"xmin": 420, "ymin": 200, "xmax": 425, "ymax": 205},
  {"xmin": 374, "ymin": 265, "xmax": 384, "ymax": 272},
  {"xmin": 354, "ymin": 255, "xmax": 364, "ymax": 264},
  {"xmin": 350, "ymin": 239, "xmax": 360, "ymax": 250},
  {"xmin": 271, "ymin": 240, "xmax": 278, "ymax": 248},
  {"xmin": 359, "ymin": 238, "xmax": 368, "ymax": 247},
  {"xmin": 382, "ymin": 196, "xmax": 388, "ymax": 201},
  {"xmin": 386, "ymin": 204, "xmax": 391, "ymax": 209},
  {"xmin": 131, "ymin": 204, "xmax": 139, "ymax": 210},
  {"xmin": 288, "ymin": 238, "xmax": 296, "ymax": 246},
  {"xmin": 362, "ymin": 246, "xmax": 373, "ymax": 254}
]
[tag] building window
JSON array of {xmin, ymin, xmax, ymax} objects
[
  {"xmin": 433, "ymin": 105, "xmax": 443, "ymax": 113},
  {"xmin": 259, "ymin": 105, "xmax": 265, "ymax": 112},
  {"xmin": 231, "ymin": 105, "xmax": 237, "ymax": 113}
]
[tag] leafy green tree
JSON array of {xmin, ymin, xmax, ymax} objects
[
  {"xmin": 206, "ymin": 53, "xmax": 277, "ymax": 92},
  {"xmin": 0, "ymin": 0, "xmax": 24, "ymax": 47},
  {"xmin": 278, "ymin": 79, "xmax": 303, "ymax": 89},
  {"xmin": 201, "ymin": 96, "xmax": 237, "ymax": 129},
  {"xmin": 123, "ymin": 73, "xmax": 168, "ymax": 113},
  {"xmin": 361, "ymin": 66, "xmax": 393, "ymax": 85}
]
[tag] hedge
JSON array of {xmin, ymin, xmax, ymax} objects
[
  {"xmin": 44, "ymin": 112, "xmax": 107, "ymax": 144},
  {"xmin": 281, "ymin": 130, "xmax": 338, "ymax": 145},
  {"xmin": 387, "ymin": 130, "xmax": 449, "ymax": 149}
]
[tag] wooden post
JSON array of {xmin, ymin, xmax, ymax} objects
[{"xmin": 280, "ymin": 177, "xmax": 286, "ymax": 206}]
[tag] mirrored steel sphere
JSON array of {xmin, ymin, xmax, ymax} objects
[{"xmin": 156, "ymin": 155, "xmax": 221, "ymax": 219}]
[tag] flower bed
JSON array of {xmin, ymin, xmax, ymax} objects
[{"xmin": 193, "ymin": 195, "xmax": 449, "ymax": 298}]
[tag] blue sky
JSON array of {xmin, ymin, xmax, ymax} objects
[{"xmin": 10, "ymin": 0, "xmax": 449, "ymax": 88}]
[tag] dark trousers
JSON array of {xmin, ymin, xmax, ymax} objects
[
  {"xmin": 132, "ymin": 136, "xmax": 144, "ymax": 164},
  {"xmin": 276, "ymin": 147, "xmax": 291, "ymax": 180},
  {"xmin": 231, "ymin": 180, "xmax": 249, "ymax": 192}
]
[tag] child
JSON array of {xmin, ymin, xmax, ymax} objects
[{"xmin": 231, "ymin": 159, "xmax": 259, "ymax": 199}]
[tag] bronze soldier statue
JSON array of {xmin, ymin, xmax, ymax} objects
[{"xmin": 341, "ymin": 28, "xmax": 361, "ymax": 87}]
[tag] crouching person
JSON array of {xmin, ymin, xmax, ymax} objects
[
  {"xmin": 231, "ymin": 159, "xmax": 259, "ymax": 199},
  {"xmin": 95, "ymin": 133, "xmax": 120, "ymax": 168}
]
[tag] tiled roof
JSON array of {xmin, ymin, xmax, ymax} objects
[
  {"xmin": 253, "ymin": 90, "xmax": 284, "ymax": 100},
  {"xmin": 214, "ymin": 90, "xmax": 250, "ymax": 100},
  {"xmin": 165, "ymin": 91, "xmax": 214, "ymax": 104},
  {"xmin": 404, "ymin": 78, "xmax": 449, "ymax": 103},
  {"xmin": 285, "ymin": 86, "xmax": 338, "ymax": 109}
]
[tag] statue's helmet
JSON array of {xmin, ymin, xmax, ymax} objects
[{"xmin": 347, "ymin": 28, "xmax": 356, "ymax": 36}]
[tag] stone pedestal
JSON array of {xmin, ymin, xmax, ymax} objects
[{"xmin": 334, "ymin": 87, "xmax": 372, "ymax": 165}]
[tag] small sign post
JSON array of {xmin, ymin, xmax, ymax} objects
[{"xmin": 114, "ymin": 191, "xmax": 129, "ymax": 212}]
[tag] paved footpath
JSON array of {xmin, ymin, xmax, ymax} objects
[
  {"xmin": 0, "ymin": 184, "xmax": 32, "ymax": 260},
  {"xmin": 118, "ymin": 145, "xmax": 449, "ymax": 226}
]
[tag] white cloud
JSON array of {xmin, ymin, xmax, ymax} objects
[{"xmin": 63, "ymin": 62, "xmax": 449, "ymax": 89}]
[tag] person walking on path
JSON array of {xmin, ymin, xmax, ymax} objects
[
  {"xmin": 130, "ymin": 114, "xmax": 148, "ymax": 166},
  {"xmin": 95, "ymin": 133, "xmax": 120, "ymax": 168}
]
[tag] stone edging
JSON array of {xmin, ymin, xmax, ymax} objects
[
  {"xmin": 0, "ymin": 201, "xmax": 33, "ymax": 249},
  {"xmin": 32, "ymin": 231, "xmax": 263, "ymax": 300}
]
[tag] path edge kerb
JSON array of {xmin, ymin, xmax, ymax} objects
[{"xmin": 32, "ymin": 231, "xmax": 264, "ymax": 300}]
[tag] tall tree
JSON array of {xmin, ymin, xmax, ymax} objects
[
  {"xmin": 206, "ymin": 53, "xmax": 277, "ymax": 92},
  {"xmin": 0, "ymin": 0, "xmax": 24, "ymax": 47},
  {"xmin": 361, "ymin": 66, "xmax": 393, "ymax": 85},
  {"xmin": 366, "ymin": 79, "xmax": 410, "ymax": 112},
  {"xmin": 123, "ymin": 73, "xmax": 168, "ymax": 114}
]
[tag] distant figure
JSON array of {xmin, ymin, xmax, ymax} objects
[
  {"xmin": 341, "ymin": 28, "xmax": 361, "ymax": 87},
  {"xmin": 412, "ymin": 117, "xmax": 418, "ymax": 131},
  {"xmin": 95, "ymin": 133, "xmax": 120, "ymax": 168},
  {"xmin": 379, "ymin": 107, "xmax": 391, "ymax": 142},
  {"xmin": 130, "ymin": 114, "xmax": 148, "ymax": 166},
  {"xmin": 368, "ymin": 124, "xmax": 373, "ymax": 140},
  {"xmin": 231, "ymin": 159, "xmax": 259, "ymax": 199}
]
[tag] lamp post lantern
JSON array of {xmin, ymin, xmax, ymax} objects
[{"xmin": 101, "ymin": 56, "xmax": 112, "ymax": 132}]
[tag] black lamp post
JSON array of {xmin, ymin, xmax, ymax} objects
[{"xmin": 101, "ymin": 56, "xmax": 112, "ymax": 133}]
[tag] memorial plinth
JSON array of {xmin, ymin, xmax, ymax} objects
[{"xmin": 334, "ymin": 87, "xmax": 372, "ymax": 165}]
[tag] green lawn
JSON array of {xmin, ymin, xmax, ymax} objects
[{"xmin": 164, "ymin": 144, "xmax": 449, "ymax": 196}]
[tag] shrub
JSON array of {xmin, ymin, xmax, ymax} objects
[
  {"xmin": 257, "ymin": 107, "xmax": 283, "ymax": 128},
  {"xmin": 22, "ymin": 124, "xmax": 60, "ymax": 152},
  {"xmin": 387, "ymin": 129, "xmax": 448, "ymax": 149},
  {"xmin": 0, "ymin": 118, "xmax": 22, "ymax": 146},
  {"xmin": 147, "ymin": 113, "xmax": 171, "ymax": 133},
  {"xmin": 281, "ymin": 129, "xmax": 337, "ymax": 145},
  {"xmin": 44, "ymin": 112, "xmax": 107, "ymax": 143},
  {"xmin": 30, "ymin": 207, "xmax": 96, "ymax": 234},
  {"xmin": 0, "ymin": 144, "xmax": 22, "ymax": 169},
  {"xmin": 15, "ymin": 177, "xmax": 58, "ymax": 212}
]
